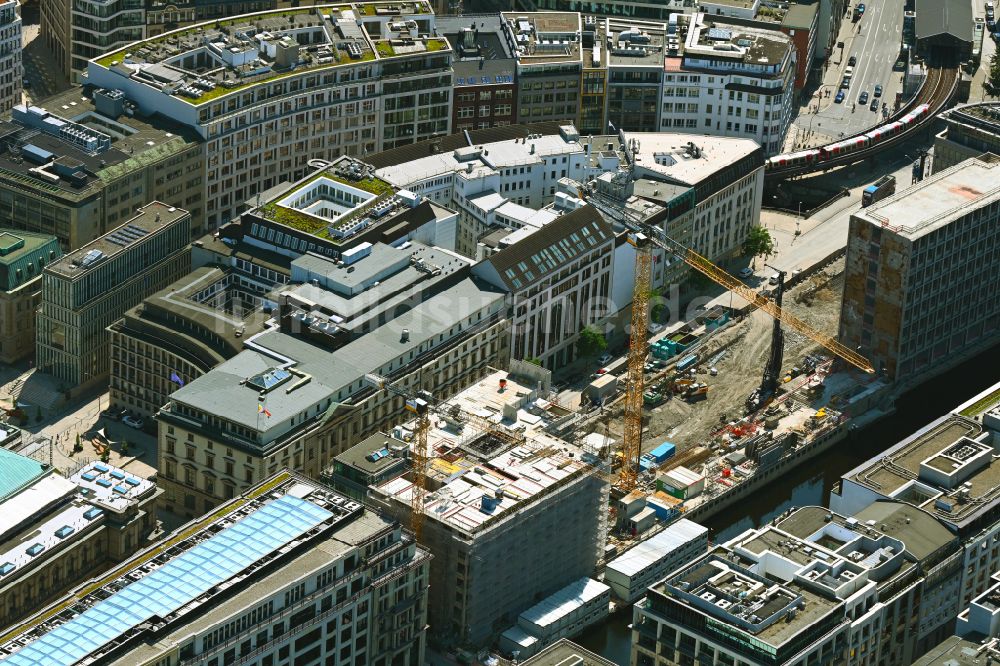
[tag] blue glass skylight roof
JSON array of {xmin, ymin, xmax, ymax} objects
[
  {"xmin": 0, "ymin": 494, "xmax": 333, "ymax": 666},
  {"xmin": 246, "ymin": 367, "xmax": 292, "ymax": 393}
]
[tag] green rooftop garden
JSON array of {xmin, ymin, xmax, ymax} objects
[
  {"xmin": 259, "ymin": 169, "xmax": 395, "ymax": 241},
  {"xmin": 959, "ymin": 386, "xmax": 1000, "ymax": 417}
]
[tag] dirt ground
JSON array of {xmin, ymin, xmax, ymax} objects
[{"xmin": 603, "ymin": 258, "xmax": 847, "ymax": 456}]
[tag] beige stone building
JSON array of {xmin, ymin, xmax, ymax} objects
[
  {"xmin": 0, "ymin": 230, "xmax": 60, "ymax": 364},
  {"xmin": 156, "ymin": 262, "xmax": 510, "ymax": 518},
  {"xmin": 0, "ymin": 451, "xmax": 161, "ymax": 632}
]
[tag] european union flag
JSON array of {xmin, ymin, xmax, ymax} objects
[{"xmin": 169, "ymin": 371, "xmax": 185, "ymax": 387}]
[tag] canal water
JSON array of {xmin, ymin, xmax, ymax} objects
[{"xmin": 576, "ymin": 343, "xmax": 1000, "ymax": 664}]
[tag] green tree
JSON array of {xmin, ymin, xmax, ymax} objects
[
  {"xmin": 742, "ymin": 225, "xmax": 775, "ymax": 267},
  {"xmin": 985, "ymin": 51, "xmax": 1000, "ymax": 99},
  {"xmin": 100, "ymin": 449, "xmax": 110, "ymax": 463},
  {"xmin": 73, "ymin": 432, "xmax": 83, "ymax": 454},
  {"xmin": 525, "ymin": 357, "xmax": 543, "ymax": 366},
  {"xmin": 577, "ymin": 325, "xmax": 608, "ymax": 359},
  {"xmin": 121, "ymin": 440, "xmax": 129, "ymax": 455}
]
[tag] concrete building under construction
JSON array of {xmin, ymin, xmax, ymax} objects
[
  {"xmin": 839, "ymin": 155, "xmax": 1000, "ymax": 381},
  {"xmin": 359, "ymin": 362, "xmax": 609, "ymax": 650}
]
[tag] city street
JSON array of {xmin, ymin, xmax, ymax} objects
[{"xmin": 788, "ymin": 0, "xmax": 905, "ymax": 148}]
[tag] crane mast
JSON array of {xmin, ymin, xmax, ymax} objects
[
  {"xmin": 613, "ymin": 218, "xmax": 873, "ymax": 497},
  {"xmin": 620, "ymin": 233, "xmax": 652, "ymax": 492}
]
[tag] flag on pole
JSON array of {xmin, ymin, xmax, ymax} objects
[
  {"xmin": 257, "ymin": 402, "xmax": 271, "ymax": 418},
  {"xmin": 169, "ymin": 371, "xmax": 185, "ymax": 387}
]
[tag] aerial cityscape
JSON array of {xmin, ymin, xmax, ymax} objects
[{"xmin": 0, "ymin": 0, "xmax": 998, "ymax": 664}]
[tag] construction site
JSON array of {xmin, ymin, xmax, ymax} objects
[{"xmin": 569, "ymin": 234, "xmax": 891, "ymax": 557}]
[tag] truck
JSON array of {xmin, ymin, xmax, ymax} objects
[
  {"xmin": 639, "ymin": 441, "xmax": 676, "ymax": 471},
  {"xmin": 862, "ymin": 174, "xmax": 896, "ymax": 206}
]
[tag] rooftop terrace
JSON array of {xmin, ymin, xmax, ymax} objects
[
  {"xmin": 681, "ymin": 13, "xmax": 792, "ymax": 67},
  {"xmin": 90, "ymin": 3, "xmax": 445, "ymax": 106},
  {"xmin": 501, "ymin": 12, "xmax": 582, "ymax": 65}
]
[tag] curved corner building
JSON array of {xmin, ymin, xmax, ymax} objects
[{"xmin": 85, "ymin": 2, "xmax": 453, "ymax": 230}]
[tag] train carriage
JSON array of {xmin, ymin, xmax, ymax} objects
[
  {"xmin": 765, "ymin": 149, "xmax": 821, "ymax": 171},
  {"xmin": 819, "ymin": 136, "xmax": 870, "ymax": 157}
]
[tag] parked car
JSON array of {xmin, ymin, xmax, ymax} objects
[
  {"xmin": 738, "ymin": 267, "xmax": 754, "ymax": 278},
  {"xmin": 873, "ymin": 84, "xmax": 883, "ymax": 97},
  {"xmin": 648, "ymin": 322, "xmax": 664, "ymax": 335},
  {"xmin": 848, "ymin": 54, "xmax": 857, "ymax": 66},
  {"xmin": 123, "ymin": 414, "xmax": 145, "ymax": 429},
  {"xmin": 835, "ymin": 90, "xmax": 846, "ymax": 103},
  {"xmin": 101, "ymin": 406, "xmax": 125, "ymax": 421},
  {"xmin": 859, "ymin": 91, "xmax": 869, "ymax": 104},
  {"xmin": 769, "ymin": 274, "xmax": 781, "ymax": 285},
  {"xmin": 598, "ymin": 353, "xmax": 612, "ymax": 365}
]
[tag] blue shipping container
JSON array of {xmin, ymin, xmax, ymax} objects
[{"xmin": 649, "ymin": 442, "xmax": 676, "ymax": 462}]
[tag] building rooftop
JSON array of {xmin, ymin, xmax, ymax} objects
[
  {"xmin": 859, "ymin": 156, "xmax": 1000, "ymax": 241},
  {"xmin": 375, "ymin": 126, "xmax": 586, "ymax": 190},
  {"xmin": 606, "ymin": 518, "xmax": 708, "ymax": 577},
  {"xmin": 519, "ymin": 639, "xmax": 618, "ymax": 666},
  {"xmin": 46, "ymin": 201, "xmax": 189, "ymax": 279},
  {"xmin": 166, "ymin": 275, "xmax": 505, "ymax": 439},
  {"xmin": 602, "ymin": 18, "xmax": 669, "ymax": 68},
  {"xmin": 914, "ymin": 0, "xmax": 973, "ymax": 42},
  {"xmin": 0, "ymin": 447, "xmax": 47, "ymax": 501},
  {"xmin": 333, "ymin": 432, "xmax": 411, "ymax": 476},
  {"xmin": 518, "ymin": 577, "xmax": 609, "ymax": 630},
  {"xmin": 500, "ymin": 12, "xmax": 583, "ymax": 66},
  {"xmin": 0, "ymin": 230, "xmax": 60, "ymax": 292},
  {"xmin": 624, "ymin": 131, "xmax": 762, "ymax": 187},
  {"xmin": 780, "ymin": 3, "xmax": 818, "ymax": 30},
  {"xmin": 0, "ymin": 472, "xmax": 365, "ymax": 666},
  {"xmin": 0, "ymin": 460, "xmax": 158, "ymax": 616},
  {"xmin": 658, "ymin": 552, "xmax": 840, "ymax": 648},
  {"xmin": 439, "ymin": 15, "xmax": 516, "ymax": 83},
  {"xmin": 371, "ymin": 367, "xmax": 602, "ymax": 537},
  {"xmin": 912, "ymin": 636, "xmax": 993, "ymax": 665},
  {"xmin": 475, "ymin": 205, "xmax": 613, "ymax": 291},
  {"xmin": 120, "ymin": 266, "xmax": 271, "ymax": 369},
  {"xmin": 678, "ymin": 12, "xmax": 793, "ymax": 68},
  {"xmin": 89, "ymin": 3, "xmax": 446, "ymax": 107},
  {"xmin": 0, "ymin": 90, "xmax": 198, "ymax": 201},
  {"xmin": 840, "ymin": 414, "xmax": 1000, "ymax": 529}
]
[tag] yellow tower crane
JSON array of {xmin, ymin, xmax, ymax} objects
[
  {"xmin": 614, "ymin": 223, "xmax": 874, "ymax": 493},
  {"xmin": 364, "ymin": 374, "xmax": 432, "ymax": 541}
]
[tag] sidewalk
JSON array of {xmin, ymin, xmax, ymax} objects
[{"xmin": 783, "ymin": 8, "xmax": 868, "ymax": 152}]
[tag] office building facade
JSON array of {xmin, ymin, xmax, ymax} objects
[
  {"xmin": 36, "ymin": 201, "xmax": 192, "ymax": 389},
  {"xmin": 85, "ymin": 3, "xmax": 454, "ymax": 230},
  {"xmin": 838, "ymin": 155, "xmax": 1000, "ymax": 380}
]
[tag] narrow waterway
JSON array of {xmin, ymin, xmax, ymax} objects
[{"xmin": 576, "ymin": 343, "xmax": 1000, "ymax": 665}]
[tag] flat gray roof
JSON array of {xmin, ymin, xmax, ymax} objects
[
  {"xmin": 859, "ymin": 157, "xmax": 1000, "ymax": 241},
  {"xmin": 915, "ymin": 0, "xmax": 973, "ymax": 42},
  {"xmin": 170, "ymin": 276, "xmax": 504, "ymax": 433}
]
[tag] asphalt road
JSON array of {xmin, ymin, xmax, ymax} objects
[{"xmin": 794, "ymin": 0, "xmax": 905, "ymax": 142}]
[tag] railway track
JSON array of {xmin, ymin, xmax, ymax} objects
[{"xmin": 765, "ymin": 63, "xmax": 959, "ymax": 180}]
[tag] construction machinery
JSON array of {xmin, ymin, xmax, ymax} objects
[
  {"xmin": 364, "ymin": 374, "xmax": 432, "ymax": 541},
  {"xmin": 612, "ymin": 221, "xmax": 874, "ymax": 493},
  {"xmin": 747, "ymin": 266, "xmax": 786, "ymax": 412}
]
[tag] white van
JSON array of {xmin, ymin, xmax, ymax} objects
[{"xmin": 844, "ymin": 66, "xmax": 854, "ymax": 80}]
